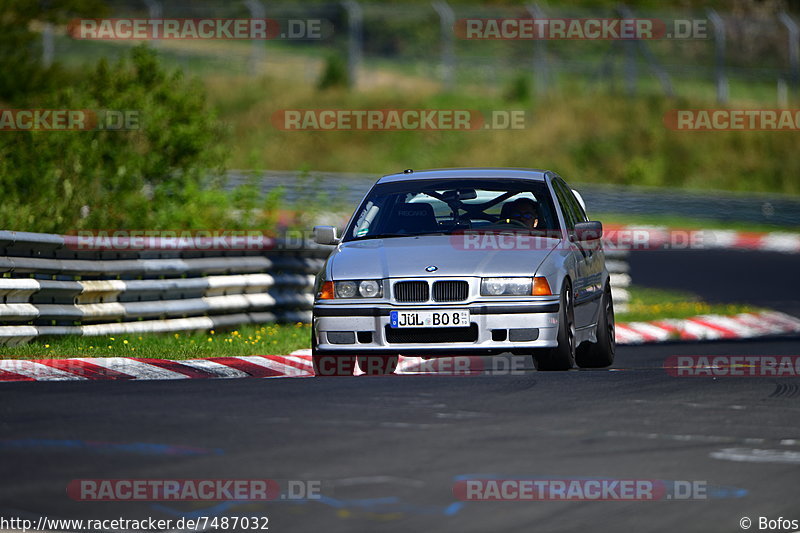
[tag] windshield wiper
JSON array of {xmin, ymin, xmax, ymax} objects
[{"xmin": 353, "ymin": 232, "xmax": 446, "ymax": 241}]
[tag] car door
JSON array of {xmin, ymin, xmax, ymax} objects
[{"xmin": 552, "ymin": 178, "xmax": 599, "ymax": 330}]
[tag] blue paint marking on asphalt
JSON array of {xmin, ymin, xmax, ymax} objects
[
  {"xmin": 152, "ymin": 494, "xmax": 463, "ymax": 518},
  {"xmin": 0, "ymin": 439, "xmax": 223, "ymax": 456},
  {"xmin": 443, "ymin": 502, "xmax": 465, "ymax": 516},
  {"xmin": 151, "ymin": 501, "xmax": 240, "ymax": 518}
]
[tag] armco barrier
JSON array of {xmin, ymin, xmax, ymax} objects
[
  {"xmin": 0, "ymin": 230, "xmax": 329, "ymax": 346},
  {"xmin": 0, "ymin": 230, "xmax": 630, "ymax": 345}
]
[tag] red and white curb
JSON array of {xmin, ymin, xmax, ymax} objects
[
  {"xmin": 0, "ymin": 311, "xmax": 798, "ymax": 382},
  {"xmin": 613, "ymin": 310, "xmax": 800, "ymax": 344},
  {"xmin": 604, "ymin": 225, "xmax": 800, "ymax": 253},
  {"xmin": 0, "ymin": 355, "xmax": 315, "ymax": 382}
]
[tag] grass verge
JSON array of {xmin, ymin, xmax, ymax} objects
[
  {"xmin": 595, "ymin": 213, "xmax": 799, "ymax": 234},
  {"xmin": 0, "ymin": 324, "xmax": 311, "ymax": 361},
  {"xmin": 617, "ymin": 286, "xmax": 755, "ymax": 322}
]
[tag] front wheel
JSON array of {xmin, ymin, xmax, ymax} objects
[
  {"xmin": 533, "ymin": 283, "xmax": 575, "ymax": 371},
  {"xmin": 576, "ymin": 285, "xmax": 615, "ymax": 368}
]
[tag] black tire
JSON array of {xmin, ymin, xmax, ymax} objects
[
  {"xmin": 311, "ymin": 329, "xmax": 355, "ymax": 377},
  {"xmin": 534, "ymin": 282, "xmax": 576, "ymax": 371},
  {"xmin": 576, "ymin": 285, "xmax": 615, "ymax": 369},
  {"xmin": 357, "ymin": 355, "xmax": 399, "ymax": 375}
]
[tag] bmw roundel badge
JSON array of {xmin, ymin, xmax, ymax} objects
[{"xmin": 425, "ymin": 265, "xmax": 438, "ymax": 272}]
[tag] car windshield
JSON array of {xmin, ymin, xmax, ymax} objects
[{"xmin": 344, "ymin": 178, "xmax": 561, "ymax": 242}]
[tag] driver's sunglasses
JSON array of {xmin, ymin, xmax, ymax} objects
[{"xmin": 512, "ymin": 212, "xmax": 536, "ymax": 219}]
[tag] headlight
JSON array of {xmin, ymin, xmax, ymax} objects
[
  {"xmin": 332, "ymin": 280, "xmax": 383, "ymax": 299},
  {"xmin": 481, "ymin": 277, "xmax": 533, "ymax": 296},
  {"xmin": 359, "ymin": 280, "xmax": 381, "ymax": 297},
  {"xmin": 335, "ymin": 281, "xmax": 358, "ymax": 298}
]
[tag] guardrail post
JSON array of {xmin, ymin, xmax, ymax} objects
[
  {"xmin": 143, "ymin": 0, "xmax": 162, "ymax": 48},
  {"xmin": 42, "ymin": 23, "xmax": 54, "ymax": 67},
  {"xmin": 707, "ymin": 9, "xmax": 728, "ymax": 104},
  {"xmin": 614, "ymin": 5, "xmax": 638, "ymax": 96},
  {"xmin": 780, "ymin": 11, "xmax": 799, "ymax": 100},
  {"xmin": 243, "ymin": 0, "xmax": 266, "ymax": 75},
  {"xmin": 527, "ymin": 3, "xmax": 548, "ymax": 96},
  {"xmin": 342, "ymin": 0, "xmax": 363, "ymax": 89},
  {"xmin": 778, "ymin": 78, "xmax": 788, "ymax": 107},
  {"xmin": 432, "ymin": 0, "xmax": 455, "ymax": 90},
  {"xmin": 618, "ymin": 5, "xmax": 674, "ymax": 98}
]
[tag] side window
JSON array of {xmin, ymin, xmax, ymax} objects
[
  {"xmin": 570, "ymin": 189, "xmax": 589, "ymax": 222},
  {"xmin": 552, "ymin": 180, "xmax": 578, "ymax": 231}
]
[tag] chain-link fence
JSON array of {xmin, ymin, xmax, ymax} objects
[{"xmin": 44, "ymin": 1, "xmax": 800, "ymax": 104}]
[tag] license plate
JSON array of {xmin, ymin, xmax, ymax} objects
[{"xmin": 389, "ymin": 309, "xmax": 470, "ymax": 328}]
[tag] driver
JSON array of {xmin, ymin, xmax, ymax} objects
[{"xmin": 504, "ymin": 198, "xmax": 540, "ymax": 229}]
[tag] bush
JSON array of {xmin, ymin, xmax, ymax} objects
[
  {"xmin": 317, "ymin": 54, "xmax": 349, "ymax": 90},
  {"xmin": 504, "ymin": 73, "xmax": 531, "ymax": 102},
  {"xmin": 0, "ymin": 46, "xmax": 276, "ymax": 233}
]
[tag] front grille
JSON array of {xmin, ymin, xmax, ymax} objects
[
  {"xmin": 432, "ymin": 280, "xmax": 469, "ymax": 302},
  {"xmin": 394, "ymin": 281, "xmax": 429, "ymax": 302},
  {"xmin": 385, "ymin": 324, "xmax": 478, "ymax": 344}
]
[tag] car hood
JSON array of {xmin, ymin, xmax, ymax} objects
[{"xmin": 329, "ymin": 234, "xmax": 561, "ymax": 279}]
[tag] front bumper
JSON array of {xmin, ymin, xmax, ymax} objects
[{"xmin": 312, "ymin": 300, "xmax": 560, "ymax": 356}]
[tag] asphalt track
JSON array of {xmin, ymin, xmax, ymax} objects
[
  {"xmin": 1, "ymin": 249, "xmax": 799, "ymax": 533},
  {"xmin": 628, "ymin": 249, "xmax": 800, "ymax": 316}
]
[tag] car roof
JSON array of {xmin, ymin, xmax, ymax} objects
[{"xmin": 377, "ymin": 167, "xmax": 550, "ymax": 184}]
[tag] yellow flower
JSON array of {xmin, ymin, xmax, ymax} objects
[
  {"xmin": 207, "ymin": 337, "xmax": 213, "ymax": 342},
  {"xmin": 210, "ymin": 330, "xmax": 215, "ymax": 335},
  {"xmin": 44, "ymin": 344, "xmax": 50, "ymax": 348},
  {"xmin": 123, "ymin": 340, "xmax": 128, "ymax": 345},
  {"xmin": 110, "ymin": 337, "xmax": 115, "ymax": 341},
  {"xmin": 174, "ymin": 333, "xmax": 180, "ymax": 339}
]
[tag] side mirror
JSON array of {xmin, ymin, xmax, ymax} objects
[
  {"xmin": 313, "ymin": 226, "xmax": 340, "ymax": 245},
  {"xmin": 573, "ymin": 221, "xmax": 603, "ymax": 242}
]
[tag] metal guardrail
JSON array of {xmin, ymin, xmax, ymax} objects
[
  {"xmin": 230, "ymin": 170, "xmax": 800, "ymax": 228},
  {"xmin": 0, "ymin": 230, "xmax": 329, "ymax": 346},
  {"xmin": 0, "ymin": 230, "xmax": 629, "ymax": 345}
]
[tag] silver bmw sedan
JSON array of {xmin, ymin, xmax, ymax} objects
[{"xmin": 311, "ymin": 168, "xmax": 615, "ymax": 376}]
